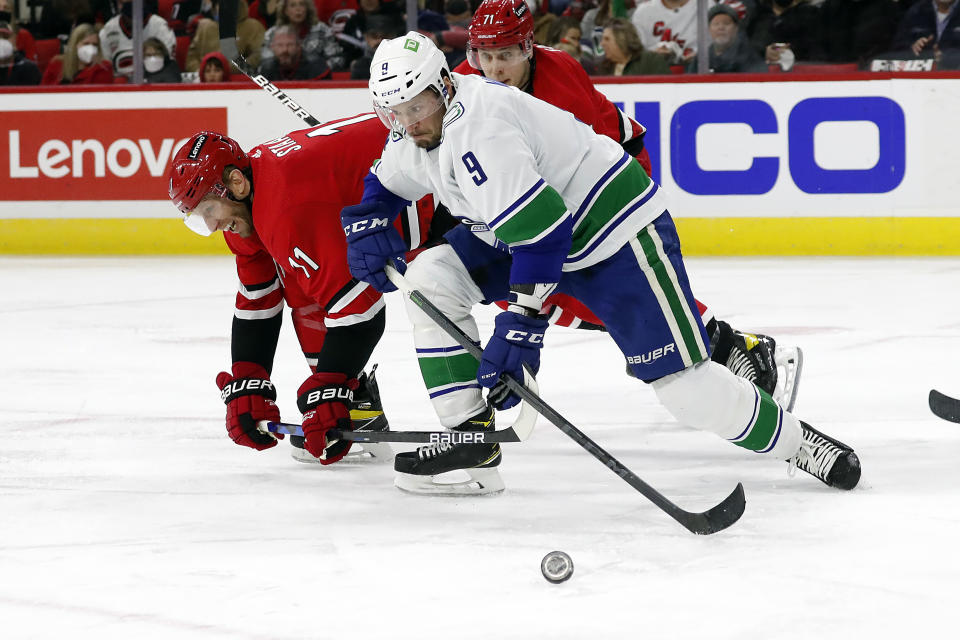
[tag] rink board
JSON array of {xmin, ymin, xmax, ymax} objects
[{"xmin": 2, "ymin": 74, "xmax": 959, "ymax": 255}]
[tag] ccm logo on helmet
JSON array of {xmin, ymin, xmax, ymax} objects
[
  {"xmin": 188, "ymin": 134, "xmax": 207, "ymax": 160},
  {"xmin": 343, "ymin": 217, "xmax": 390, "ymax": 236}
]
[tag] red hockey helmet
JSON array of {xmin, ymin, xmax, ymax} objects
[
  {"xmin": 167, "ymin": 131, "xmax": 249, "ymax": 217},
  {"xmin": 466, "ymin": 0, "xmax": 534, "ymax": 69}
]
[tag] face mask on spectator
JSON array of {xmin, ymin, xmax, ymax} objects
[
  {"xmin": 0, "ymin": 38, "xmax": 13, "ymax": 62},
  {"xmin": 144, "ymin": 55, "xmax": 164, "ymax": 73},
  {"xmin": 0, "ymin": 11, "xmax": 12, "ymax": 22},
  {"xmin": 77, "ymin": 43, "xmax": 98, "ymax": 64}
]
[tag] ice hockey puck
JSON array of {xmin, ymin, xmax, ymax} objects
[{"xmin": 541, "ymin": 551, "xmax": 574, "ymax": 583}]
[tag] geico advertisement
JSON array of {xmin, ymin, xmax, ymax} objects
[{"xmin": 2, "ymin": 107, "xmax": 227, "ymax": 201}]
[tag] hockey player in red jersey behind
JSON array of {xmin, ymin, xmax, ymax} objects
[
  {"xmin": 458, "ymin": 0, "xmax": 803, "ymax": 411},
  {"xmin": 167, "ymin": 120, "xmax": 439, "ymax": 464}
]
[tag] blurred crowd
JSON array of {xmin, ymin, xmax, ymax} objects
[{"xmin": 2, "ymin": 0, "xmax": 958, "ymax": 86}]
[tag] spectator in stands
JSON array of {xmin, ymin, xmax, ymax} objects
[
  {"xmin": 199, "ymin": 50, "xmax": 232, "ymax": 80},
  {"xmin": 253, "ymin": 0, "xmax": 281, "ymax": 27},
  {"xmin": 545, "ymin": 15, "xmax": 585, "ymax": 61},
  {"xmin": 338, "ymin": 0, "xmax": 403, "ymax": 67},
  {"xmin": 35, "ymin": 0, "xmax": 102, "ymax": 39},
  {"xmin": 41, "ymin": 22, "xmax": 113, "ymax": 83},
  {"xmin": 631, "ymin": 0, "xmax": 699, "ymax": 65},
  {"xmin": 185, "ymin": 0, "xmax": 264, "ymax": 71},
  {"xmin": 261, "ymin": 0, "xmax": 346, "ymax": 70},
  {"xmin": 143, "ymin": 35, "xmax": 182, "ymax": 81},
  {"xmin": 691, "ymin": 3, "xmax": 765, "ymax": 73},
  {"xmin": 100, "ymin": 0, "xmax": 176, "ymax": 76},
  {"xmin": 258, "ymin": 23, "xmax": 331, "ymax": 78},
  {"xmin": 446, "ymin": 0, "xmax": 472, "ymax": 28},
  {"xmin": 891, "ymin": 0, "xmax": 960, "ymax": 64},
  {"xmin": 596, "ymin": 16, "xmax": 670, "ymax": 75},
  {"xmin": 580, "ymin": 0, "xmax": 624, "ymax": 61},
  {"xmin": 348, "ymin": 13, "xmax": 394, "ymax": 78},
  {"xmin": 749, "ymin": 0, "xmax": 824, "ymax": 68},
  {"xmin": 0, "ymin": 21, "xmax": 40, "ymax": 83},
  {"xmin": 820, "ymin": 0, "xmax": 902, "ymax": 66},
  {"xmin": 0, "ymin": 0, "xmax": 37, "ymax": 60}
]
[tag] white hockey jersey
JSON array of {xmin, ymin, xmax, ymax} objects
[
  {"xmin": 631, "ymin": 0, "xmax": 699, "ymax": 59},
  {"xmin": 373, "ymin": 73, "xmax": 666, "ymax": 274},
  {"xmin": 99, "ymin": 15, "xmax": 177, "ymax": 77}
]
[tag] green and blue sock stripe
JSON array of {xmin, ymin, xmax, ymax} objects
[
  {"xmin": 416, "ymin": 345, "xmax": 481, "ymax": 399},
  {"xmin": 727, "ymin": 386, "xmax": 784, "ymax": 453},
  {"xmin": 629, "ymin": 221, "xmax": 708, "ymax": 367}
]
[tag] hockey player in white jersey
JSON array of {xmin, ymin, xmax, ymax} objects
[{"xmin": 341, "ymin": 32, "xmax": 860, "ymax": 496}]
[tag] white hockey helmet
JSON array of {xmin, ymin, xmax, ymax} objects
[{"xmin": 369, "ymin": 31, "xmax": 454, "ymax": 137}]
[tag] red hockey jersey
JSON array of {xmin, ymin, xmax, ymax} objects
[{"xmin": 224, "ymin": 114, "xmax": 435, "ymax": 368}]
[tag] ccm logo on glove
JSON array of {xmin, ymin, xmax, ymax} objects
[
  {"xmin": 343, "ymin": 217, "xmax": 390, "ymax": 236},
  {"xmin": 504, "ymin": 329, "xmax": 544, "ymax": 344},
  {"xmin": 219, "ymin": 378, "xmax": 274, "ymax": 401},
  {"xmin": 304, "ymin": 386, "xmax": 354, "ymax": 405}
]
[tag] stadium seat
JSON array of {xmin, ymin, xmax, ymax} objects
[
  {"xmin": 175, "ymin": 35, "xmax": 190, "ymax": 71},
  {"xmin": 34, "ymin": 38, "xmax": 61, "ymax": 74}
]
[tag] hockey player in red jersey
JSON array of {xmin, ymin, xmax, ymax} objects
[
  {"xmin": 167, "ymin": 119, "xmax": 440, "ymax": 464},
  {"xmin": 457, "ymin": 0, "xmax": 802, "ymax": 411}
]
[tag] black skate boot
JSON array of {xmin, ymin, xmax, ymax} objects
[
  {"xmin": 394, "ymin": 405, "xmax": 504, "ymax": 495},
  {"xmin": 788, "ymin": 422, "xmax": 861, "ymax": 490},
  {"xmin": 291, "ymin": 365, "xmax": 393, "ymax": 463}
]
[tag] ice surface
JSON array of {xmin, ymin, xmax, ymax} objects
[{"xmin": 2, "ymin": 256, "xmax": 959, "ymax": 639}]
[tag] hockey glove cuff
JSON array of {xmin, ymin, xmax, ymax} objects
[
  {"xmin": 477, "ymin": 312, "xmax": 548, "ymax": 410},
  {"xmin": 297, "ymin": 372, "xmax": 360, "ymax": 464},
  {"xmin": 341, "ymin": 201, "xmax": 408, "ymax": 292},
  {"xmin": 216, "ymin": 361, "xmax": 282, "ymax": 451}
]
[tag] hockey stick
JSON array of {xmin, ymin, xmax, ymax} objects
[
  {"xmin": 218, "ymin": 0, "xmax": 320, "ymax": 127},
  {"xmin": 929, "ymin": 389, "xmax": 960, "ymax": 423},
  {"xmin": 259, "ymin": 420, "xmax": 528, "ymax": 443},
  {"xmin": 384, "ymin": 265, "xmax": 745, "ymax": 536}
]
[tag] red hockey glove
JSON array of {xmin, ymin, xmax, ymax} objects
[
  {"xmin": 216, "ymin": 362, "xmax": 282, "ymax": 451},
  {"xmin": 297, "ymin": 372, "xmax": 359, "ymax": 464}
]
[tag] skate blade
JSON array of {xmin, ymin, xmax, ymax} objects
[
  {"xmin": 290, "ymin": 442, "xmax": 394, "ymax": 465},
  {"xmin": 394, "ymin": 467, "xmax": 505, "ymax": 496},
  {"xmin": 774, "ymin": 346, "xmax": 804, "ymax": 412}
]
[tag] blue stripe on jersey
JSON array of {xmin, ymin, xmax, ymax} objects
[
  {"xmin": 573, "ymin": 152, "xmax": 631, "ymax": 225},
  {"xmin": 567, "ymin": 182, "xmax": 660, "ymax": 261},
  {"xmin": 488, "ymin": 178, "xmax": 546, "ymax": 229}
]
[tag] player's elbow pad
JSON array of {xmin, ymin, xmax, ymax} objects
[{"xmin": 507, "ymin": 216, "xmax": 573, "ymax": 285}]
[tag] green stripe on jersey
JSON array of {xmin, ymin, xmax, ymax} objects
[
  {"xmin": 636, "ymin": 227, "xmax": 706, "ymax": 364},
  {"xmin": 492, "ymin": 185, "xmax": 567, "ymax": 246},
  {"xmin": 570, "ymin": 160, "xmax": 651, "ymax": 256},
  {"xmin": 417, "ymin": 352, "xmax": 479, "ymax": 389},
  {"xmin": 734, "ymin": 389, "xmax": 781, "ymax": 451}
]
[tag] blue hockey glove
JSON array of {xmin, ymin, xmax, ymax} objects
[
  {"xmin": 477, "ymin": 311, "xmax": 548, "ymax": 410},
  {"xmin": 341, "ymin": 201, "xmax": 407, "ymax": 292}
]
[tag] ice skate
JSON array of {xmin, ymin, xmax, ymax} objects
[
  {"xmin": 394, "ymin": 405, "xmax": 504, "ymax": 496},
  {"xmin": 773, "ymin": 345, "xmax": 803, "ymax": 412},
  {"xmin": 788, "ymin": 422, "xmax": 861, "ymax": 490},
  {"xmin": 291, "ymin": 367, "xmax": 393, "ymax": 463}
]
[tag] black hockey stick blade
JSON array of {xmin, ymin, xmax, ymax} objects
[
  {"xmin": 218, "ymin": 0, "xmax": 320, "ymax": 127},
  {"xmin": 929, "ymin": 389, "xmax": 960, "ymax": 423},
  {"xmin": 260, "ymin": 421, "xmax": 522, "ymax": 443},
  {"xmin": 384, "ymin": 265, "xmax": 745, "ymax": 535}
]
